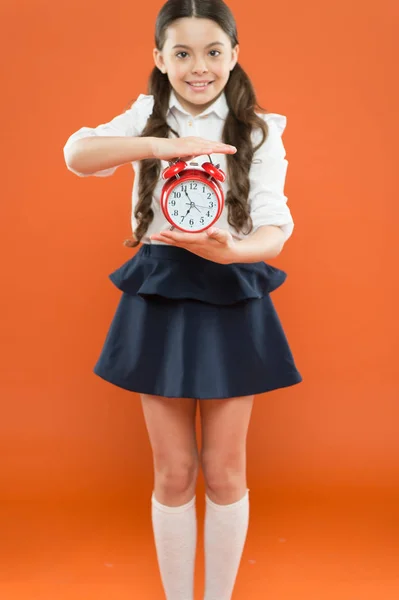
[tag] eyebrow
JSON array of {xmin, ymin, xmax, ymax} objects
[{"xmin": 172, "ymin": 41, "xmax": 225, "ymax": 49}]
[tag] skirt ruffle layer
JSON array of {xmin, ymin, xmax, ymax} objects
[{"xmin": 93, "ymin": 244, "xmax": 302, "ymax": 399}]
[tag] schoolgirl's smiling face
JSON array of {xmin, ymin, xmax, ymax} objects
[{"xmin": 153, "ymin": 17, "xmax": 239, "ymax": 116}]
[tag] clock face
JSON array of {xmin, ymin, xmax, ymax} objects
[{"xmin": 166, "ymin": 179, "xmax": 220, "ymax": 232}]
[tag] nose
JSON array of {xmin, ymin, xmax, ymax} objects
[{"xmin": 192, "ymin": 57, "xmax": 208, "ymax": 75}]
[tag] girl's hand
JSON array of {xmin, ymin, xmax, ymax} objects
[
  {"xmin": 150, "ymin": 137, "xmax": 237, "ymax": 161},
  {"xmin": 150, "ymin": 228, "xmax": 239, "ymax": 265}
]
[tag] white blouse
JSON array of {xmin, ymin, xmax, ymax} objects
[{"xmin": 63, "ymin": 91, "xmax": 294, "ymax": 244}]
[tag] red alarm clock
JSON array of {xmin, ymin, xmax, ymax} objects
[{"xmin": 160, "ymin": 158, "xmax": 226, "ymax": 233}]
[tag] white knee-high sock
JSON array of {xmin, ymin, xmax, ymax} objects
[
  {"xmin": 151, "ymin": 492, "xmax": 197, "ymax": 600},
  {"xmin": 204, "ymin": 489, "xmax": 250, "ymax": 600}
]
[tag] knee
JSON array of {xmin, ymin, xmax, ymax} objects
[
  {"xmin": 154, "ymin": 454, "xmax": 199, "ymax": 497},
  {"xmin": 201, "ymin": 450, "xmax": 246, "ymax": 496}
]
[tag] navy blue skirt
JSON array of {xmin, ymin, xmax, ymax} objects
[{"xmin": 93, "ymin": 243, "xmax": 302, "ymax": 399}]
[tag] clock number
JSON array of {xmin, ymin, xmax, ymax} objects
[
  {"xmin": 209, "ymin": 201, "xmax": 214, "ymax": 208},
  {"xmin": 206, "ymin": 211, "xmax": 212, "ymax": 217},
  {"xmin": 190, "ymin": 182, "xmax": 198, "ymax": 190},
  {"xmin": 189, "ymin": 219, "xmax": 194, "ymax": 226},
  {"xmin": 173, "ymin": 210, "xmax": 179, "ymax": 216},
  {"xmin": 173, "ymin": 192, "xmax": 181, "ymax": 199},
  {"xmin": 180, "ymin": 185, "xmax": 187, "ymax": 192},
  {"xmin": 207, "ymin": 193, "xmax": 212, "ymax": 200},
  {"xmin": 200, "ymin": 217, "xmax": 205, "ymax": 225},
  {"xmin": 170, "ymin": 200, "xmax": 176, "ymax": 206}
]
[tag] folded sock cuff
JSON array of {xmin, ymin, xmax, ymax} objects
[
  {"xmin": 151, "ymin": 492, "xmax": 196, "ymax": 514},
  {"xmin": 205, "ymin": 488, "xmax": 250, "ymax": 511}
]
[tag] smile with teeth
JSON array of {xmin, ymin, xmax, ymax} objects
[{"xmin": 187, "ymin": 81, "xmax": 213, "ymax": 87}]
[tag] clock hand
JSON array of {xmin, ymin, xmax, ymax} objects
[
  {"xmin": 183, "ymin": 189, "xmax": 201, "ymax": 213},
  {"xmin": 185, "ymin": 202, "xmax": 201, "ymax": 213},
  {"xmin": 186, "ymin": 203, "xmax": 210, "ymax": 210},
  {"xmin": 180, "ymin": 206, "xmax": 193, "ymax": 222},
  {"xmin": 184, "ymin": 189, "xmax": 193, "ymax": 203}
]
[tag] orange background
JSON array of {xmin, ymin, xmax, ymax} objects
[{"xmin": 1, "ymin": 0, "xmax": 398, "ymax": 598}]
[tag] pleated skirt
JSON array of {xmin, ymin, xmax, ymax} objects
[{"xmin": 93, "ymin": 243, "xmax": 302, "ymax": 399}]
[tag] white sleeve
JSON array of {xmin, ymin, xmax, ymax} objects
[
  {"xmin": 249, "ymin": 112, "xmax": 294, "ymax": 241},
  {"xmin": 63, "ymin": 94, "xmax": 155, "ymax": 177}
]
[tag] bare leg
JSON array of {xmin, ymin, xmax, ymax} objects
[
  {"xmin": 141, "ymin": 394, "xmax": 199, "ymax": 600},
  {"xmin": 200, "ymin": 395, "xmax": 254, "ymax": 600}
]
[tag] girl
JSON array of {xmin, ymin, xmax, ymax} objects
[{"xmin": 63, "ymin": 1, "xmax": 302, "ymax": 598}]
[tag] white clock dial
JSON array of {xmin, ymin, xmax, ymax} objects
[{"xmin": 166, "ymin": 179, "xmax": 218, "ymax": 231}]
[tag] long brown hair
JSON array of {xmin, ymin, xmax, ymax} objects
[{"xmin": 125, "ymin": 0, "xmax": 268, "ymax": 247}]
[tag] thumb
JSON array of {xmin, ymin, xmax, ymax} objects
[{"xmin": 206, "ymin": 228, "xmax": 229, "ymax": 243}]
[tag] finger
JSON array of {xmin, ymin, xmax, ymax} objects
[
  {"xmin": 202, "ymin": 144, "xmax": 237, "ymax": 155},
  {"xmin": 198, "ymin": 138, "xmax": 236, "ymax": 149},
  {"xmin": 160, "ymin": 231, "xmax": 208, "ymax": 246},
  {"xmin": 155, "ymin": 231, "xmax": 188, "ymax": 244},
  {"xmin": 218, "ymin": 144, "xmax": 237, "ymax": 154},
  {"xmin": 156, "ymin": 231, "xmax": 191, "ymax": 244},
  {"xmin": 150, "ymin": 233, "xmax": 176, "ymax": 244},
  {"xmin": 206, "ymin": 228, "xmax": 230, "ymax": 243},
  {"xmin": 191, "ymin": 140, "xmax": 237, "ymax": 155}
]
